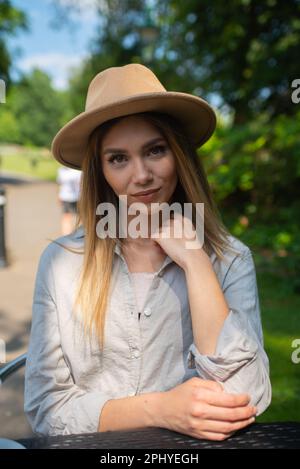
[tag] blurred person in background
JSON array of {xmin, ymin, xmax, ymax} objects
[{"xmin": 56, "ymin": 166, "xmax": 82, "ymax": 235}]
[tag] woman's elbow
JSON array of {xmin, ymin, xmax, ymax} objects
[{"xmin": 253, "ymin": 373, "xmax": 272, "ymax": 417}]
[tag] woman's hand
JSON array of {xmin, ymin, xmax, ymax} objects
[
  {"xmin": 158, "ymin": 377, "xmax": 257, "ymax": 441},
  {"xmin": 150, "ymin": 212, "xmax": 204, "ymax": 270}
]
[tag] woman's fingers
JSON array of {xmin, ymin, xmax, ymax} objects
[
  {"xmin": 195, "ymin": 401, "xmax": 257, "ymax": 422},
  {"xmin": 191, "ymin": 415, "xmax": 256, "ymax": 441},
  {"xmin": 198, "ymin": 416, "xmax": 256, "ymax": 434},
  {"xmin": 195, "ymin": 387, "xmax": 251, "ymax": 408},
  {"xmin": 194, "ymin": 431, "xmax": 234, "ymax": 441}
]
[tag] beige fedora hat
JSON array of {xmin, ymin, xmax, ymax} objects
[{"xmin": 51, "ymin": 63, "xmax": 216, "ymax": 169}]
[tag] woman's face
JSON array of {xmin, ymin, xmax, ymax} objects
[{"xmin": 100, "ymin": 115, "xmax": 178, "ymax": 211}]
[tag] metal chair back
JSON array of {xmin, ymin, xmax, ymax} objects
[{"xmin": 0, "ymin": 353, "xmax": 27, "ymax": 384}]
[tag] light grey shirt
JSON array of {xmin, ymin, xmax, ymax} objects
[
  {"xmin": 24, "ymin": 225, "xmax": 272, "ymax": 436},
  {"xmin": 131, "ymin": 271, "xmax": 158, "ymax": 312}
]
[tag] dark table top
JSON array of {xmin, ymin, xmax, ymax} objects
[{"xmin": 17, "ymin": 422, "xmax": 300, "ymax": 449}]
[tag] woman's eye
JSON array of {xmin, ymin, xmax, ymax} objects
[
  {"xmin": 108, "ymin": 154, "xmax": 125, "ymax": 164},
  {"xmin": 108, "ymin": 145, "xmax": 167, "ymax": 165},
  {"xmin": 148, "ymin": 145, "xmax": 167, "ymax": 156}
]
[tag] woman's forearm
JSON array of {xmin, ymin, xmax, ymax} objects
[
  {"xmin": 98, "ymin": 391, "xmax": 165, "ymax": 432},
  {"xmin": 184, "ymin": 250, "xmax": 230, "ymax": 356}
]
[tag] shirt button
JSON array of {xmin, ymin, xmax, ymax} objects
[
  {"xmin": 133, "ymin": 350, "xmax": 140, "ymax": 358},
  {"xmin": 143, "ymin": 308, "xmax": 152, "ymax": 317}
]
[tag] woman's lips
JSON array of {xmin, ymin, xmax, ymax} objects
[{"xmin": 132, "ymin": 188, "xmax": 161, "ymax": 202}]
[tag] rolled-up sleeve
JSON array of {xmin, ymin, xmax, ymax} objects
[
  {"xmin": 187, "ymin": 248, "xmax": 272, "ymax": 416},
  {"xmin": 24, "ymin": 247, "xmax": 112, "ymax": 436}
]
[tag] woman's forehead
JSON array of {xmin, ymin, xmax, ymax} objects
[
  {"xmin": 105, "ymin": 115, "xmax": 158, "ymax": 135},
  {"xmin": 101, "ymin": 117, "xmax": 163, "ymax": 148}
]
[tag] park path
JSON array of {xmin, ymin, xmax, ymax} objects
[{"xmin": 0, "ymin": 172, "xmax": 63, "ymax": 439}]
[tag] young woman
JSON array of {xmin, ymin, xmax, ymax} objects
[{"xmin": 24, "ymin": 63, "xmax": 271, "ymax": 441}]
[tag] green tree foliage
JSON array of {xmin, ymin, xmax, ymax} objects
[
  {"xmin": 165, "ymin": 0, "xmax": 300, "ymax": 122},
  {"xmin": 62, "ymin": 0, "xmax": 153, "ymax": 117},
  {"xmin": 1, "ymin": 68, "xmax": 66, "ymax": 146},
  {"xmin": 0, "ymin": 0, "xmax": 27, "ymax": 84},
  {"xmin": 0, "ymin": 106, "xmax": 19, "ymax": 141}
]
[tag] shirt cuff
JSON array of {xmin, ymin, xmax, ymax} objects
[
  {"xmin": 31, "ymin": 389, "xmax": 113, "ymax": 437},
  {"xmin": 187, "ymin": 308, "xmax": 259, "ymax": 381}
]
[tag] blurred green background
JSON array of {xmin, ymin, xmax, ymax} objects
[{"xmin": 0, "ymin": 0, "xmax": 299, "ymax": 421}]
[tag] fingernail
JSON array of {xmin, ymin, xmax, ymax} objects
[{"xmin": 250, "ymin": 417, "xmax": 255, "ymax": 423}]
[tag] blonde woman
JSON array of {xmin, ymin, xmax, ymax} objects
[{"xmin": 24, "ymin": 63, "xmax": 271, "ymax": 441}]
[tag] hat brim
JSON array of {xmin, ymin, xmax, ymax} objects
[{"xmin": 51, "ymin": 91, "xmax": 216, "ymax": 169}]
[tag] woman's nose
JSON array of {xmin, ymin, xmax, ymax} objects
[{"xmin": 132, "ymin": 159, "xmax": 153, "ymax": 183}]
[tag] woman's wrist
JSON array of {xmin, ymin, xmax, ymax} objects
[
  {"xmin": 98, "ymin": 391, "xmax": 168, "ymax": 432},
  {"xmin": 183, "ymin": 248, "xmax": 211, "ymax": 274},
  {"xmin": 145, "ymin": 391, "xmax": 169, "ymax": 428}
]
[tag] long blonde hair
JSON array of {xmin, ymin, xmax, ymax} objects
[{"xmin": 52, "ymin": 111, "xmax": 240, "ymax": 350}]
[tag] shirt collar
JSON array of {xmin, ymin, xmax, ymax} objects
[{"xmin": 72, "ymin": 225, "xmax": 217, "ymax": 266}]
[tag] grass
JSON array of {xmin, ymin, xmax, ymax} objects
[
  {"xmin": 0, "ymin": 144, "xmax": 60, "ymax": 181},
  {"xmin": 255, "ymin": 267, "xmax": 300, "ymax": 422}
]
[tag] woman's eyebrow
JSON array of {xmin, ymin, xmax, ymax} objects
[{"xmin": 103, "ymin": 137, "xmax": 166, "ymax": 155}]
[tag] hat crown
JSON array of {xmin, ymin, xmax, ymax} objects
[
  {"xmin": 51, "ymin": 62, "xmax": 216, "ymax": 169},
  {"xmin": 85, "ymin": 63, "xmax": 166, "ymax": 112}
]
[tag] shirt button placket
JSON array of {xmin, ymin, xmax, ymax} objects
[{"xmin": 128, "ymin": 302, "xmax": 142, "ymax": 393}]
